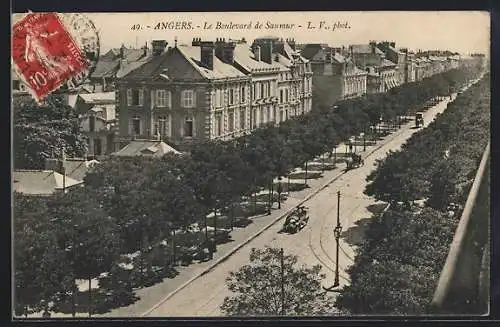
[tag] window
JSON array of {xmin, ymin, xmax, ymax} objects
[
  {"xmin": 260, "ymin": 107, "xmax": 264, "ymax": 124},
  {"xmin": 131, "ymin": 115, "xmax": 141, "ymax": 135},
  {"xmin": 181, "ymin": 90, "xmax": 195, "ymax": 108},
  {"xmin": 280, "ymin": 90, "xmax": 283, "ymax": 103},
  {"xmin": 280, "ymin": 110, "xmax": 285, "ymax": 122},
  {"xmin": 260, "ymin": 83, "xmax": 264, "ymax": 98},
  {"xmin": 240, "ymin": 109, "xmax": 246, "ymax": 130},
  {"xmin": 241, "ymin": 86, "xmax": 245, "ymax": 103},
  {"xmin": 127, "ymin": 89, "xmax": 144, "ymax": 106},
  {"xmin": 184, "ymin": 116, "xmax": 194, "ymax": 137},
  {"xmin": 285, "ymin": 89, "xmax": 289, "ymax": 103},
  {"xmin": 89, "ymin": 115, "xmax": 95, "ymax": 132},
  {"xmin": 157, "ymin": 116, "xmax": 169, "ymax": 137},
  {"xmin": 94, "ymin": 138, "xmax": 102, "ymax": 156},
  {"xmin": 251, "ymin": 109, "xmax": 257, "ymax": 129},
  {"xmin": 156, "ymin": 90, "xmax": 170, "ymax": 108},
  {"xmin": 228, "ymin": 111, "xmax": 234, "ymax": 133},
  {"xmin": 229, "ymin": 89, "xmax": 234, "ymax": 105},
  {"xmin": 252, "ymin": 84, "xmax": 256, "ymax": 100},
  {"xmin": 215, "ymin": 114, "xmax": 223, "ymax": 136}
]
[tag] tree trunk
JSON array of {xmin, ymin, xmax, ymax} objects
[
  {"xmin": 172, "ymin": 229, "xmax": 176, "ymax": 266},
  {"xmin": 304, "ymin": 161, "xmax": 308, "ymax": 185},
  {"xmin": 88, "ymin": 276, "xmax": 92, "ymax": 317},
  {"xmin": 230, "ymin": 203, "xmax": 234, "ymax": 231}
]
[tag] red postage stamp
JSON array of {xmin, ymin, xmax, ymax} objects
[{"xmin": 12, "ymin": 13, "xmax": 88, "ymax": 101}]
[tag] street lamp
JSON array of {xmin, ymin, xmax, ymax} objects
[{"xmin": 323, "ymin": 191, "xmax": 343, "ymax": 292}]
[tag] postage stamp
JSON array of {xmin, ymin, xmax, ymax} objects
[{"xmin": 12, "ymin": 12, "xmax": 89, "ymax": 101}]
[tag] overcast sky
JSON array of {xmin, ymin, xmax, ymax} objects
[{"xmin": 13, "ymin": 11, "xmax": 490, "ymax": 55}]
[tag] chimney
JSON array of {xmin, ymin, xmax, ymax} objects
[
  {"xmin": 369, "ymin": 41, "xmax": 377, "ymax": 54},
  {"xmin": 288, "ymin": 38, "xmax": 296, "ymax": 51},
  {"xmin": 241, "ymin": 37, "xmax": 246, "ymax": 43},
  {"xmin": 119, "ymin": 44, "xmax": 125, "ymax": 59},
  {"xmin": 200, "ymin": 41, "xmax": 215, "ymax": 70},
  {"xmin": 253, "ymin": 45, "xmax": 261, "ymax": 61},
  {"xmin": 390, "ymin": 42, "xmax": 396, "ymax": 48},
  {"xmin": 142, "ymin": 42, "xmax": 148, "ymax": 56},
  {"xmin": 222, "ymin": 41, "xmax": 236, "ymax": 64},
  {"xmin": 45, "ymin": 158, "xmax": 63, "ymax": 173},
  {"xmin": 260, "ymin": 40, "xmax": 273, "ymax": 64},
  {"xmin": 152, "ymin": 40, "xmax": 168, "ymax": 56},
  {"xmin": 192, "ymin": 37, "xmax": 201, "ymax": 46}
]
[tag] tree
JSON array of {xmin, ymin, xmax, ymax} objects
[
  {"xmin": 13, "ymin": 193, "xmax": 73, "ymax": 316},
  {"xmin": 45, "ymin": 188, "xmax": 121, "ymax": 316},
  {"xmin": 221, "ymin": 247, "xmax": 335, "ymax": 316},
  {"xmin": 13, "ymin": 94, "xmax": 87, "ymax": 169}
]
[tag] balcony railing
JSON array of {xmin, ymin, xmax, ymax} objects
[{"xmin": 431, "ymin": 142, "xmax": 490, "ymax": 315}]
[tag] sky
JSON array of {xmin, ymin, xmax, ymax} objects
[{"xmin": 12, "ymin": 11, "xmax": 490, "ymax": 55}]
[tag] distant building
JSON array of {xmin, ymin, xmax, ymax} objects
[
  {"xmin": 89, "ymin": 44, "xmax": 153, "ymax": 92},
  {"xmin": 44, "ymin": 157, "xmax": 100, "ymax": 182},
  {"xmin": 301, "ymin": 44, "xmax": 366, "ymax": 107},
  {"xmin": 376, "ymin": 41, "xmax": 406, "ymax": 86}
]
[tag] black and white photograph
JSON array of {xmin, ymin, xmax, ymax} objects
[{"xmin": 11, "ymin": 11, "xmax": 490, "ymax": 319}]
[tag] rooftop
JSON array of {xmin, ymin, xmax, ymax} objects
[
  {"xmin": 13, "ymin": 170, "xmax": 83, "ymax": 195},
  {"xmin": 78, "ymin": 92, "xmax": 116, "ymax": 104},
  {"xmin": 112, "ymin": 140, "xmax": 181, "ymax": 157},
  {"xmin": 350, "ymin": 44, "xmax": 384, "ymax": 55}
]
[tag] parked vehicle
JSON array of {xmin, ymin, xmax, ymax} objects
[
  {"xmin": 280, "ymin": 205, "xmax": 309, "ymax": 234},
  {"xmin": 345, "ymin": 153, "xmax": 364, "ymax": 170},
  {"xmin": 415, "ymin": 112, "xmax": 424, "ymax": 128}
]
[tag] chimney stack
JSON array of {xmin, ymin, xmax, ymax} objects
[
  {"xmin": 253, "ymin": 45, "xmax": 261, "ymax": 61},
  {"xmin": 192, "ymin": 37, "xmax": 201, "ymax": 46},
  {"xmin": 260, "ymin": 40, "xmax": 273, "ymax": 64},
  {"xmin": 288, "ymin": 38, "xmax": 296, "ymax": 51},
  {"xmin": 120, "ymin": 44, "xmax": 125, "ymax": 59},
  {"xmin": 200, "ymin": 41, "xmax": 215, "ymax": 70},
  {"xmin": 152, "ymin": 40, "xmax": 168, "ymax": 56},
  {"xmin": 215, "ymin": 38, "xmax": 236, "ymax": 65},
  {"xmin": 390, "ymin": 42, "xmax": 396, "ymax": 48},
  {"xmin": 369, "ymin": 41, "xmax": 377, "ymax": 54}
]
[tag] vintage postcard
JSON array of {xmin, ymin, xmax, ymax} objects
[{"xmin": 11, "ymin": 11, "xmax": 490, "ymax": 319}]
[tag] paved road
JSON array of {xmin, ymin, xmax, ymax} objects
[{"xmin": 144, "ymin": 95, "xmax": 458, "ymax": 317}]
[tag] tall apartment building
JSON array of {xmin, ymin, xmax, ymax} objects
[
  {"xmin": 115, "ymin": 37, "xmax": 312, "ymax": 150},
  {"xmin": 301, "ymin": 44, "xmax": 366, "ymax": 107}
]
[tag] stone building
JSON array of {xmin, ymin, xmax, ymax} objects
[
  {"xmin": 300, "ymin": 44, "xmax": 366, "ymax": 107},
  {"xmin": 252, "ymin": 37, "xmax": 313, "ymax": 118},
  {"xmin": 376, "ymin": 41, "xmax": 406, "ymax": 86},
  {"xmin": 116, "ymin": 39, "xmax": 250, "ymax": 150}
]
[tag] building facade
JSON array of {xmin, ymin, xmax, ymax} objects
[{"xmin": 301, "ymin": 44, "xmax": 366, "ymax": 107}]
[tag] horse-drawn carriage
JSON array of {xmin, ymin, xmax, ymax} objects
[
  {"xmin": 345, "ymin": 153, "xmax": 364, "ymax": 170},
  {"xmin": 280, "ymin": 205, "xmax": 309, "ymax": 234}
]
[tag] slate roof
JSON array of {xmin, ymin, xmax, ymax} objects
[
  {"xmin": 112, "ymin": 140, "xmax": 181, "ymax": 157},
  {"xmin": 123, "ymin": 46, "xmax": 247, "ymax": 81},
  {"xmin": 13, "ymin": 170, "xmax": 83, "ymax": 195},
  {"xmin": 232, "ymin": 44, "xmax": 282, "ymax": 73},
  {"xmin": 62, "ymin": 159, "xmax": 100, "ymax": 182},
  {"xmin": 381, "ymin": 59, "xmax": 397, "ymax": 67},
  {"xmin": 332, "ymin": 53, "xmax": 346, "ymax": 64},
  {"xmin": 78, "ymin": 92, "xmax": 115, "ymax": 104},
  {"xmin": 351, "ymin": 44, "xmax": 384, "ymax": 55},
  {"xmin": 91, "ymin": 60, "xmax": 119, "ymax": 79}
]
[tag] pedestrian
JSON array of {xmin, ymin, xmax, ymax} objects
[
  {"xmin": 42, "ymin": 310, "xmax": 51, "ymax": 318},
  {"xmin": 277, "ymin": 178, "xmax": 283, "ymax": 209},
  {"xmin": 349, "ymin": 143, "xmax": 353, "ymax": 153}
]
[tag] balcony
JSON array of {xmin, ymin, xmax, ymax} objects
[{"xmin": 431, "ymin": 142, "xmax": 490, "ymax": 315}]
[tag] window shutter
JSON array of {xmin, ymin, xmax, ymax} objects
[
  {"xmin": 139, "ymin": 118, "xmax": 143, "ymax": 135},
  {"xmin": 139, "ymin": 89, "xmax": 144, "ymax": 106},
  {"xmin": 167, "ymin": 91, "xmax": 172, "ymax": 108},
  {"xmin": 128, "ymin": 118, "xmax": 133, "ymax": 135},
  {"xmin": 151, "ymin": 90, "xmax": 155, "ymax": 109},
  {"xmin": 127, "ymin": 89, "xmax": 132, "ymax": 106},
  {"xmin": 192, "ymin": 91, "xmax": 196, "ymax": 107}
]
